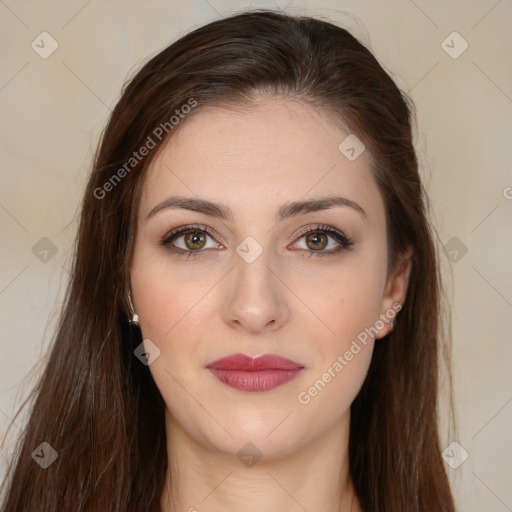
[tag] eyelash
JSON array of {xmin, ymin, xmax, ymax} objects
[{"xmin": 159, "ymin": 224, "xmax": 355, "ymax": 259}]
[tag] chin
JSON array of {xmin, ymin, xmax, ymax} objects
[{"xmin": 195, "ymin": 410, "xmax": 305, "ymax": 457}]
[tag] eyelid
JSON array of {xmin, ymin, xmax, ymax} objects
[
  {"xmin": 160, "ymin": 223, "xmax": 354, "ymax": 256},
  {"xmin": 160, "ymin": 224, "xmax": 225, "ymax": 247},
  {"xmin": 289, "ymin": 224, "xmax": 355, "ymax": 253}
]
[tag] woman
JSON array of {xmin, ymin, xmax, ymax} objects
[{"xmin": 0, "ymin": 10, "xmax": 456, "ymax": 511}]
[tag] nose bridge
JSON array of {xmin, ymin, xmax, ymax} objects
[
  {"xmin": 222, "ymin": 237, "xmax": 287, "ymax": 333},
  {"xmin": 235, "ymin": 240, "xmax": 274, "ymax": 292}
]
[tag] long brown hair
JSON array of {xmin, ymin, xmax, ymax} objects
[{"xmin": 1, "ymin": 10, "xmax": 455, "ymax": 511}]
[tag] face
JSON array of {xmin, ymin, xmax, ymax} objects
[{"xmin": 130, "ymin": 97, "xmax": 411, "ymax": 460}]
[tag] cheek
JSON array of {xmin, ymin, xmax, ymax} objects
[
  {"xmin": 130, "ymin": 250, "xmax": 213, "ymax": 428},
  {"xmin": 298, "ymin": 251, "xmax": 386, "ymax": 400},
  {"xmin": 296, "ymin": 266, "xmax": 385, "ymax": 418},
  {"xmin": 130, "ymin": 241, "xmax": 215, "ymax": 341},
  {"xmin": 304, "ymin": 252, "xmax": 388, "ymax": 347},
  {"xmin": 129, "ymin": 243, "xmax": 224, "ymax": 406},
  {"xmin": 297, "ymin": 338, "xmax": 374, "ymax": 418}
]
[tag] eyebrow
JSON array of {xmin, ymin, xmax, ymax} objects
[{"xmin": 146, "ymin": 194, "xmax": 368, "ymax": 222}]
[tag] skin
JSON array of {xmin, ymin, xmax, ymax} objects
[{"xmin": 130, "ymin": 97, "xmax": 412, "ymax": 512}]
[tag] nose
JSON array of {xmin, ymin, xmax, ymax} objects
[{"xmin": 222, "ymin": 248, "xmax": 290, "ymax": 335}]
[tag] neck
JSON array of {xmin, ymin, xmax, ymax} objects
[{"xmin": 159, "ymin": 410, "xmax": 361, "ymax": 512}]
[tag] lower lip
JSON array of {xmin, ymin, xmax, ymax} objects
[{"xmin": 208, "ymin": 368, "xmax": 303, "ymax": 392}]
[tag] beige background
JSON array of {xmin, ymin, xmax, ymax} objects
[{"xmin": 1, "ymin": 0, "xmax": 511, "ymax": 510}]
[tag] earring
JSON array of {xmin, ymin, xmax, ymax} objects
[
  {"xmin": 127, "ymin": 290, "xmax": 139, "ymax": 327},
  {"xmin": 129, "ymin": 312, "xmax": 139, "ymax": 326},
  {"xmin": 385, "ymin": 320, "xmax": 394, "ymax": 331}
]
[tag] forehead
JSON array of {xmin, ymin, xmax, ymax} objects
[{"xmin": 139, "ymin": 98, "xmax": 384, "ymax": 222}]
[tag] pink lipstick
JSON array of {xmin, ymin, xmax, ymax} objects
[{"xmin": 206, "ymin": 353, "xmax": 304, "ymax": 392}]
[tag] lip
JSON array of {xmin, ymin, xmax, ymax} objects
[{"xmin": 206, "ymin": 353, "xmax": 305, "ymax": 392}]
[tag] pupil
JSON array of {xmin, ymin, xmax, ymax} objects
[
  {"xmin": 308, "ymin": 233, "xmax": 326, "ymax": 250},
  {"xmin": 186, "ymin": 231, "xmax": 205, "ymax": 249}
]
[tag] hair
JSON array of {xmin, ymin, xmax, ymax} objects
[{"xmin": 1, "ymin": 9, "xmax": 455, "ymax": 512}]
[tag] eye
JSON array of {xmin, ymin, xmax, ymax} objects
[
  {"xmin": 160, "ymin": 223, "xmax": 354, "ymax": 258},
  {"xmin": 160, "ymin": 225, "xmax": 223, "ymax": 257},
  {"xmin": 290, "ymin": 225, "xmax": 355, "ymax": 257}
]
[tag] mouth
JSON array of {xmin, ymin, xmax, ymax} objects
[{"xmin": 206, "ymin": 353, "xmax": 305, "ymax": 392}]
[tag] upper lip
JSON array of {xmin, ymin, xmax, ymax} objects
[{"xmin": 206, "ymin": 353, "xmax": 304, "ymax": 371}]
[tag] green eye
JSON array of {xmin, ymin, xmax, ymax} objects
[
  {"xmin": 161, "ymin": 225, "xmax": 221, "ymax": 257},
  {"xmin": 181, "ymin": 230, "xmax": 208, "ymax": 250},
  {"xmin": 305, "ymin": 232, "xmax": 329, "ymax": 250},
  {"xmin": 293, "ymin": 225, "xmax": 355, "ymax": 256},
  {"xmin": 161, "ymin": 224, "xmax": 354, "ymax": 258}
]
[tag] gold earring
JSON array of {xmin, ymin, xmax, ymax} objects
[{"xmin": 127, "ymin": 290, "xmax": 139, "ymax": 326}]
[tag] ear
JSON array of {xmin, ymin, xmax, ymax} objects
[{"xmin": 375, "ymin": 246, "xmax": 414, "ymax": 340}]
